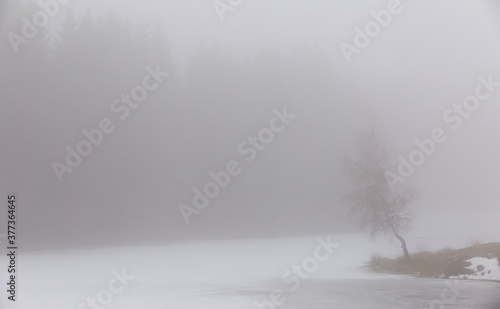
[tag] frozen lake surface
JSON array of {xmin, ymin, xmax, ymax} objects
[
  {"xmin": 249, "ymin": 277, "xmax": 500, "ymax": 309},
  {"xmin": 1, "ymin": 234, "xmax": 499, "ymax": 308}
]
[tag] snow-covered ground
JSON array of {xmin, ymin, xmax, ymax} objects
[
  {"xmin": 0, "ymin": 234, "xmax": 387, "ymax": 308},
  {"xmin": 0, "ymin": 233, "xmax": 499, "ymax": 308},
  {"xmin": 451, "ymin": 257, "xmax": 500, "ymax": 281}
]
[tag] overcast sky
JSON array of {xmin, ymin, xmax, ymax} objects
[{"xmin": 1, "ymin": 0, "xmax": 499, "ymax": 250}]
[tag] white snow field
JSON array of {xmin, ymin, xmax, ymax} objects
[
  {"xmin": 0, "ymin": 233, "xmax": 499, "ymax": 308},
  {"xmin": 451, "ymin": 257, "xmax": 500, "ymax": 281}
]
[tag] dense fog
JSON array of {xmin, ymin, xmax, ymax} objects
[{"xmin": 1, "ymin": 0, "xmax": 499, "ymax": 251}]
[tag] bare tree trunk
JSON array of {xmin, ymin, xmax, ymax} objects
[
  {"xmin": 383, "ymin": 209, "xmax": 411, "ymax": 262},
  {"xmin": 393, "ymin": 230, "xmax": 411, "ymax": 262}
]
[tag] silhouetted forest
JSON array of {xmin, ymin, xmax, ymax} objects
[{"xmin": 1, "ymin": 5, "xmax": 354, "ymax": 250}]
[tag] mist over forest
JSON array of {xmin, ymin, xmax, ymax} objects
[{"xmin": 1, "ymin": 0, "xmax": 499, "ymax": 252}]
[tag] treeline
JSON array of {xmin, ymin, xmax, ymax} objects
[
  {"xmin": 1, "ymin": 4, "xmax": 345, "ymax": 248},
  {"xmin": 1, "ymin": 5, "xmax": 339, "ymax": 116}
]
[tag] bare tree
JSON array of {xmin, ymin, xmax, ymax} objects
[{"xmin": 343, "ymin": 112, "xmax": 416, "ymax": 261}]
